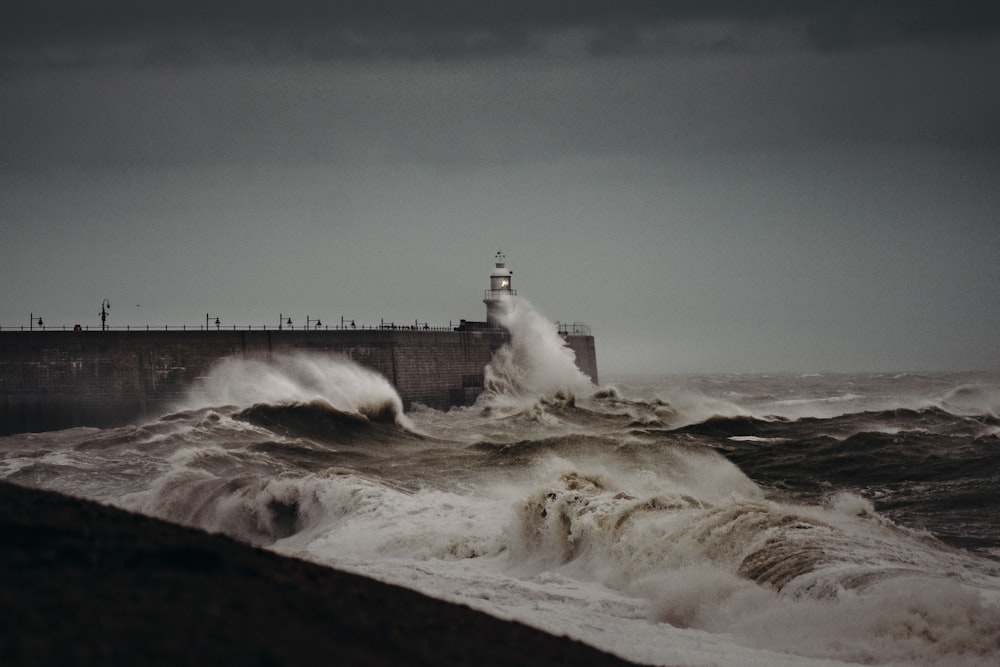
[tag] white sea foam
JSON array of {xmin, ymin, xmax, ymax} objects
[
  {"xmin": 4, "ymin": 354, "xmax": 1000, "ymax": 667},
  {"xmin": 480, "ymin": 295, "xmax": 596, "ymax": 406},
  {"xmin": 610, "ymin": 372, "xmax": 1000, "ymax": 427},
  {"xmin": 180, "ymin": 353, "xmax": 410, "ymax": 427},
  {"xmin": 938, "ymin": 383, "xmax": 1000, "ymax": 418},
  {"xmin": 254, "ymin": 447, "xmax": 1000, "ymax": 667}
]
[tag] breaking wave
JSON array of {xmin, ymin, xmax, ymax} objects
[
  {"xmin": 507, "ymin": 467, "xmax": 1000, "ymax": 666},
  {"xmin": 479, "ymin": 295, "xmax": 597, "ymax": 409},
  {"xmin": 179, "ymin": 353, "xmax": 410, "ymax": 429},
  {"xmin": 3, "ymin": 340, "xmax": 1000, "ymax": 667},
  {"xmin": 939, "ymin": 383, "xmax": 1000, "ymax": 418}
]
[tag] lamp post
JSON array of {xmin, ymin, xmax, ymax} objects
[
  {"xmin": 100, "ymin": 299, "xmax": 110, "ymax": 331},
  {"xmin": 280, "ymin": 314, "xmax": 292, "ymax": 330},
  {"xmin": 30, "ymin": 313, "xmax": 43, "ymax": 331},
  {"xmin": 306, "ymin": 316, "xmax": 322, "ymax": 330},
  {"xmin": 206, "ymin": 313, "xmax": 221, "ymax": 330}
]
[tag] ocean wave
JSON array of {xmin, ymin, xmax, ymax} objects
[
  {"xmin": 641, "ymin": 563, "xmax": 1000, "ymax": 666},
  {"xmin": 178, "ymin": 353, "xmax": 411, "ymax": 429},
  {"xmin": 506, "ymin": 467, "xmax": 1000, "ymax": 666},
  {"xmin": 125, "ymin": 465, "xmax": 346, "ymax": 545},
  {"xmin": 671, "ymin": 414, "xmax": 786, "ymax": 438},
  {"xmin": 234, "ymin": 399, "xmax": 409, "ymax": 442},
  {"xmin": 610, "ymin": 374, "xmax": 1000, "ymax": 428},
  {"xmin": 478, "ymin": 296, "xmax": 595, "ymax": 404},
  {"xmin": 673, "ymin": 405, "xmax": 1000, "ymax": 442},
  {"xmin": 469, "ymin": 434, "xmax": 630, "ymax": 468},
  {"xmin": 939, "ymin": 383, "xmax": 1000, "ymax": 418},
  {"xmin": 5, "ymin": 369, "xmax": 1000, "ymax": 667}
]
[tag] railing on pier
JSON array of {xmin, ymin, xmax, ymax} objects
[
  {"xmin": 0, "ymin": 316, "xmax": 591, "ymax": 335},
  {"xmin": 556, "ymin": 322, "xmax": 592, "ymax": 336},
  {"xmin": 0, "ymin": 322, "xmax": 459, "ymax": 333}
]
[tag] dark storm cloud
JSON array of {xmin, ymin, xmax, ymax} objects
[{"xmin": 2, "ymin": 1, "xmax": 998, "ymax": 69}]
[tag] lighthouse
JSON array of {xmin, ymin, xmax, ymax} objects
[{"xmin": 483, "ymin": 251, "xmax": 516, "ymax": 327}]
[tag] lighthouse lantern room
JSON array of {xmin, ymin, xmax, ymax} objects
[{"xmin": 483, "ymin": 251, "xmax": 515, "ymax": 327}]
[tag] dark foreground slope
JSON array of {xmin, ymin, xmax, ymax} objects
[{"xmin": 0, "ymin": 481, "xmax": 636, "ymax": 667}]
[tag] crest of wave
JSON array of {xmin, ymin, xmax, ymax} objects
[
  {"xmin": 179, "ymin": 353, "xmax": 409, "ymax": 427},
  {"xmin": 938, "ymin": 382, "xmax": 1000, "ymax": 418},
  {"xmin": 482, "ymin": 295, "xmax": 595, "ymax": 405}
]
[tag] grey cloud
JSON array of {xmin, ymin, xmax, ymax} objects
[
  {"xmin": 3, "ymin": 37, "xmax": 998, "ymax": 176},
  {"xmin": 2, "ymin": 1, "xmax": 998, "ymax": 70},
  {"xmin": 1, "ymin": 3, "xmax": 998, "ymax": 374},
  {"xmin": 805, "ymin": 2, "xmax": 1000, "ymax": 51}
]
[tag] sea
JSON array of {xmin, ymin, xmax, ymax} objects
[{"xmin": 2, "ymin": 296, "xmax": 999, "ymax": 667}]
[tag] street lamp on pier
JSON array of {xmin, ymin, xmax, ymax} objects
[
  {"xmin": 206, "ymin": 313, "xmax": 221, "ymax": 330},
  {"xmin": 306, "ymin": 316, "xmax": 322, "ymax": 330},
  {"xmin": 30, "ymin": 313, "xmax": 43, "ymax": 331},
  {"xmin": 100, "ymin": 299, "xmax": 110, "ymax": 331}
]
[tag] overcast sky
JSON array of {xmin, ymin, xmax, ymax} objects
[{"xmin": 2, "ymin": 1, "xmax": 998, "ymax": 374}]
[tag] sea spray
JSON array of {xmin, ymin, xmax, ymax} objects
[
  {"xmin": 4, "ymin": 370, "xmax": 1000, "ymax": 667},
  {"xmin": 939, "ymin": 383, "xmax": 1000, "ymax": 418},
  {"xmin": 506, "ymin": 460, "xmax": 1000, "ymax": 666},
  {"xmin": 179, "ymin": 353, "xmax": 411, "ymax": 428},
  {"xmin": 481, "ymin": 295, "xmax": 596, "ymax": 403}
]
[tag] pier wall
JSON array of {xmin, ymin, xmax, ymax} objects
[{"xmin": 0, "ymin": 330, "xmax": 598, "ymax": 435}]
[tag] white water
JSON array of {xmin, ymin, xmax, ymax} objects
[
  {"xmin": 263, "ymin": 455, "xmax": 1000, "ymax": 667},
  {"xmin": 482, "ymin": 294, "xmax": 596, "ymax": 404},
  {"xmin": 180, "ymin": 353, "xmax": 410, "ymax": 426},
  {"xmin": 2, "ymin": 298, "xmax": 1000, "ymax": 667},
  {"xmin": 614, "ymin": 372, "xmax": 1000, "ymax": 427}
]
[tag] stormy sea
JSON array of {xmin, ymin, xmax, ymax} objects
[{"xmin": 2, "ymin": 297, "xmax": 999, "ymax": 667}]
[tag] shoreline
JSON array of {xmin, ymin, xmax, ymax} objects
[{"xmin": 0, "ymin": 480, "xmax": 638, "ymax": 666}]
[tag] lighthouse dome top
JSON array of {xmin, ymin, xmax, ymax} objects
[
  {"xmin": 490, "ymin": 265, "xmax": 512, "ymax": 277},
  {"xmin": 490, "ymin": 250, "xmax": 512, "ymax": 277}
]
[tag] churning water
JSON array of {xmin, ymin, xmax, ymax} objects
[{"xmin": 2, "ymin": 296, "xmax": 999, "ymax": 666}]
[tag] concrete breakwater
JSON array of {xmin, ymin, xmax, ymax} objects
[{"xmin": 0, "ymin": 329, "xmax": 598, "ymax": 435}]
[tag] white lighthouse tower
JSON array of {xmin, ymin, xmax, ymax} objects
[{"xmin": 483, "ymin": 251, "xmax": 515, "ymax": 327}]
